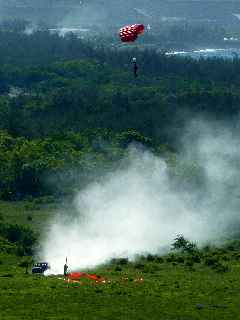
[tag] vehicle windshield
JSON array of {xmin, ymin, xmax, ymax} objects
[{"xmin": 34, "ymin": 263, "xmax": 48, "ymax": 267}]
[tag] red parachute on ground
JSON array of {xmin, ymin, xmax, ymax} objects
[
  {"xmin": 119, "ymin": 24, "xmax": 145, "ymax": 42},
  {"xmin": 65, "ymin": 272, "xmax": 105, "ymax": 283}
]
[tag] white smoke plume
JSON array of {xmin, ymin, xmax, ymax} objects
[{"xmin": 40, "ymin": 119, "xmax": 240, "ymax": 274}]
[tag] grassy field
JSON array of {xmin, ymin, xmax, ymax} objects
[
  {"xmin": 0, "ymin": 200, "xmax": 55, "ymax": 233},
  {"xmin": 0, "ymin": 201, "xmax": 240, "ymax": 320}
]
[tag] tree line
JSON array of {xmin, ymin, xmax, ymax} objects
[{"xmin": 0, "ymin": 29, "xmax": 239, "ymax": 199}]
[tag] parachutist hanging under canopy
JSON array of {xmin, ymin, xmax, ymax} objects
[
  {"xmin": 118, "ymin": 25, "xmax": 144, "ymax": 78},
  {"xmin": 132, "ymin": 57, "xmax": 138, "ymax": 77}
]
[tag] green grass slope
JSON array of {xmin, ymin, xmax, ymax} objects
[{"xmin": 0, "ymin": 201, "xmax": 240, "ymax": 320}]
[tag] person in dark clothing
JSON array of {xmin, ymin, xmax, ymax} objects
[
  {"xmin": 64, "ymin": 257, "xmax": 68, "ymax": 276},
  {"xmin": 132, "ymin": 57, "xmax": 138, "ymax": 77}
]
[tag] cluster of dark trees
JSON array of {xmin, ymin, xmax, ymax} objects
[
  {"xmin": 0, "ymin": 29, "xmax": 240, "ymax": 199},
  {"xmin": 0, "ymin": 222, "xmax": 36, "ymax": 255}
]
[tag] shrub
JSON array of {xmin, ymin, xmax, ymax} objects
[
  {"xmin": 1, "ymin": 224, "xmax": 36, "ymax": 249},
  {"xmin": 115, "ymin": 266, "xmax": 122, "ymax": 272},
  {"xmin": 171, "ymin": 234, "xmax": 197, "ymax": 254},
  {"xmin": 6, "ymin": 247, "xmax": 15, "ymax": 254},
  {"xmin": 110, "ymin": 258, "xmax": 117, "ymax": 265},
  {"xmin": 134, "ymin": 263, "xmax": 145, "ymax": 269},
  {"xmin": 224, "ymin": 240, "xmax": 240, "ymax": 251},
  {"xmin": 118, "ymin": 258, "xmax": 128, "ymax": 265},
  {"xmin": 5, "ymin": 224, "xmax": 22, "ymax": 242},
  {"xmin": 176, "ymin": 256, "xmax": 184, "ymax": 263},
  {"xmin": 143, "ymin": 264, "xmax": 160, "ymax": 273},
  {"xmin": 110, "ymin": 258, "xmax": 128, "ymax": 265},
  {"xmin": 226, "ymin": 245, "xmax": 235, "ymax": 251},
  {"xmin": 146, "ymin": 254, "xmax": 155, "ymax": 262},
  {"xmin": 172, "ymin": 235, "xmax": 188, "ymax": 250},
  {"xmin": 232, "ymin": 253, "xmax": 240, "ymax": 260},
  {"xmin": 191, "ymin": 254, "xmax": 201, "ymax": 263},
  {"xmin": 202, "ymin": 245, "xmax": 212, "ymax": 252},
  {"xmin": 156, "ymin": 256, "xmax": 164, "ymax": 263},
  {"xmin": 24, "ymin": 202, "xmax": 36, "ymax": 211},
  {"xmin": 214, "ymin": 263, "xmax": 229, "ymax": 273},
  {"xmin": 185, "ymin": 259, "xmax": 194, "ymax": 267},
  {"xmin": 16, "ymin": 246, "xmax": 25, "ymax": 257},
  {"xmin": 204, "ymin": 257, "xmax": 229, "ymax": 272},
  {"xmin": 166, "ymin": 254, "xmax": 176, "ymax": 263},
  {"xmin": 211, "ymin": 249, "xmax": 226, "ymax": 256},
  {"xmin": 222, "ymin": 255, "xmax": 230, "ymax": 261},
  {"xmin": 23, "ymin": 246, "xmax": 34, "ymax": 256}
]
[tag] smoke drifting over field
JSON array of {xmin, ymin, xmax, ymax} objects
[{"xmin": 41, "ymin": 120, "xmax": 240, "ymax": 274}]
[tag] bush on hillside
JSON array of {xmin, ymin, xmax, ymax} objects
[
  {"xmin": 171, "ymin": 234, "xmax": 198, "ymax": 254},
  {"xmin": 0, "ymin": 223, "xmax": 36, "ymax": 256}
]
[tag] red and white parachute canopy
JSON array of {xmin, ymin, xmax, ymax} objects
[{"xmin": 119, "ymin": 24, "xmax": 145, "ymax": 42}]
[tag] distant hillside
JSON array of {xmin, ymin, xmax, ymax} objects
[{"xmin": 1, "ymin": 0, "xmax": 240, "ymax": 29}]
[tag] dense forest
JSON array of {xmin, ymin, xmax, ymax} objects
[{"xmin": 0, "ymin": 27, "xmax": 240, "ymax": 200}]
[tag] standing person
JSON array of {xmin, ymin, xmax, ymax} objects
[{"xmin": 64, "ymin": 257, "xmax": 68, "ymax": 276}]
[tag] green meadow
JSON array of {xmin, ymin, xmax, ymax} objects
[{"xmin": 0, "ymin": 201, "xmax": 240, "ymax": 320}]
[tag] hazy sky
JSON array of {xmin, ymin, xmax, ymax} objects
[{"xmin": 1, "ymin": 1, "xmax": 240, "ymax": 26}]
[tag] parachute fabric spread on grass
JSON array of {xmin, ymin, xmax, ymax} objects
[
  {"xmin": 119, "ymin": 24, "xmax": 145, "ymax": 42},
  {"xmin": 65, "ymin": 272, "xmax": 105, "ymax": 283}
]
